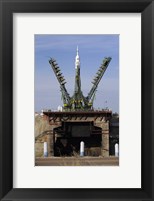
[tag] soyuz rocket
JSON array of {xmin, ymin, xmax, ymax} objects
[
  {"xmin": 49, "ymin": 46, "xmax": 112, "ymax": 111},
  {"xmin": 72, "ymin": 46, "xmax": 85, "ymax": 109}
]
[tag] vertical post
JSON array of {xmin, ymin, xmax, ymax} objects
[
  {"xmin": 44, "ymin": 142, "xmax": 48, "ymax": 157},
  {"xmin": 48, "ymin": 131, "xmax": 55, "ymax": 157},
  {"xmin": 101, "ymin": 121, "xmax": 109, "ymax": 157},
  {"xmin": 52, "ymin": 131, "xmax": 55, "ymax": 156},
  {"xmin": 115, "ymin": 143, "xmax": 119, "ymax": 157},
  {"xmin": 47, "ymin": 134, "xmax": 52, "ymax": 157},
  {"xmin": 80, "ymin": 141, "xmax": 84, "ymax": 156}
]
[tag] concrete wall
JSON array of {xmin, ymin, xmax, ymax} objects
[{"xmin": 95, "ymin": 120, "xmax": 109, "ymax": 157}]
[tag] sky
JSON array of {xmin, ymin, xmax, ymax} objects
[{"xmin": 35, "ymin": 35, "xmax": 119, "ymax": 113}]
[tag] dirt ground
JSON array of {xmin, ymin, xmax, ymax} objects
[{"xmin": 35, "ymin": 156, "xmax": 119, "ymax": 166}]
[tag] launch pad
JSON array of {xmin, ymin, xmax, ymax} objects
[{"xmin": 43, "ymin": 110, "xmax": 112, "ymax": 157}]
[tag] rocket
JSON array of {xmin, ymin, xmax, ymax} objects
[
  {"xmin": 72, "ymin": 47, "xmax": 85, "ymax": 109},
  {"xmin": 49, "ymin": 46, "xmax": 111, "ymax": 111}
]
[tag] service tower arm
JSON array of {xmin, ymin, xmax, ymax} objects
[
  {"xmin": 86, "ymin": 57, "xmax": 112, "ymax": 105},
  {"xmin": 49, "ymin": 58, "xmax": 71, "ymax": 108}
]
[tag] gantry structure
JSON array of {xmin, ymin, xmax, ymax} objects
[{"xmin": 49, "ymin": 47, "xmax": 111, "ymax": 111}]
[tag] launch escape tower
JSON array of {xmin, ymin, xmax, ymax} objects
[{"xmin": 49, "ymin": 47, "xmax": 112, "ymax": 111}]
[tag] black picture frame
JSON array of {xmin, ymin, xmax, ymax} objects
[{"xmin": 0, "ymin": 0, "xmax": 154, "ymax": 200}]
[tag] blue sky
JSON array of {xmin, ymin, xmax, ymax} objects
[{"xmin": 35, "ymin": 35, "xmax": 119, "ymax": 113}]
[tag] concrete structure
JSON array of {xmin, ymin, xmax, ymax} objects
[{"xmin": 42, "ymin": 111, "xmax": 112, "ymax": 157}]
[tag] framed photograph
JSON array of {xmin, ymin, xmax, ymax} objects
[{"xmin": 0, "ymin": 0, "xmax": 154, "ymax": 200}]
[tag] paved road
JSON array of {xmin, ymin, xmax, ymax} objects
[{"xmin": 35, "ymin": 156, "xmax": 119, "ymax": 166}]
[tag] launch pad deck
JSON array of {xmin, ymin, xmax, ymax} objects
[{"xmin": 43, "ymin": 110, "xmax": 112, "ymax": 121}]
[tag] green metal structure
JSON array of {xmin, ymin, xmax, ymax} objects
[{"xmin": 49, "ymin": 47, "xmax": 111, "ymax": 111}]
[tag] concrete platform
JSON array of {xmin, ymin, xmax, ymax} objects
[{"xmin": 35, "ymin": 156, "xmax": 119, "ymax": 166}]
